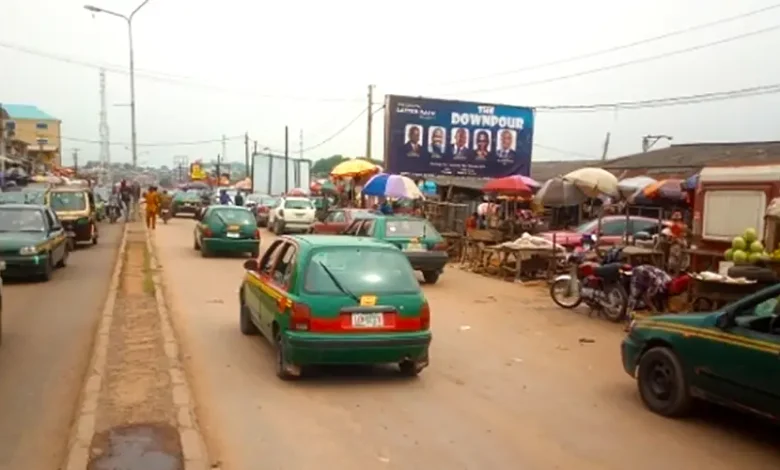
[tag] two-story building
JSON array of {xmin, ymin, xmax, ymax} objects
[{"xmin": 1, "ymin": 104, "xmax": 62, "ymax": 167}]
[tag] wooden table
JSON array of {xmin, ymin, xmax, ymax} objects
[
  {"xmin": 483, "ymin": 245, "xmax": 565, "ymax": 281},
  {"xmin": 598, "ymin": 245, "xmax": 664, "ymax": 267},
  {"xmin": 686, "ymin": 248, "xmax": 723, "ymax": 272}
]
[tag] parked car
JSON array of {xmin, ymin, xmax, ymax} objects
[
  {"xmin": 239, "ymin": 235, "xmax": 432, "ymax": 379},
  {"xmin": 268, "ymin": 197, "xmax": 315, "ymax": 234},
  {"xmin": 251, "ymin": 196, "xmax": 279, "ymax": 227},
  {"xmin": 309, "ymin": 208, "xmax": 377, "ymax": 234},
  {"xmin": 193, "ymin": 205, "xmax": 260, "ymax": 258},
  {"xmin": 342, "ymin": 215, "xmax": 447, "ymax": 284},
  {"xmin": 622, "ymin": 282, "xmax": 780, "ymax": 419},
  {"xmin": 0, "ymin": 204, "xmax": 70, "ymax": 281},
  {"xmin": 540, "ymin": 215, "xmax": 665, "ymax": 249}
]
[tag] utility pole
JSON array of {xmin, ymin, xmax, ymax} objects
[
  {"xmin": 244, "ymin": 132, "xmax": 250, "ymax": 178},
  {"xmin": 99, "ymin": 69, "xmax": 112, "ymax": 185},
  {"xmin": 72, "ymin": 149, "xmax": 80, "ymax": 174},
  {"xmin": 601, "ymin": 132, "xmax": 611, "ymax": 161},
  {"xmin": 284, "ymin": 126, "xmax": 289, "ymax": 193},
  {"xmin": 215, "ymin": 153, "xmax": 221, "ymax": 188},
  {"xmin": 366, "ymin": 84, "xmax": 374, "ymax": 160},
  {"xmin": 642, "ymin": 134, "xmax": 673, "ymax": 153},
  {"xmin": 221, "ymin": 134, "xmax": 227, "ymax": 163},
  {"xmin": 0, "ymin": 103, "xmax": 6, "ymax": 176}
]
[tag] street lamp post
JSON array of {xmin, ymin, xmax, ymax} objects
[{"xmin": 84, "ymin": 0, "xmax": 151, "ymax": 169}]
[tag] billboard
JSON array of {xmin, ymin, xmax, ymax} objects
[
  {"xmin": 189, "ymin": 161, "xmax": 206, "ymax": 180},
  {"xmin": 251, "ymin": 154, "xmax": 312, "ymax": 195},
  {"xmin": 384, "ymin": 95, "xmax": 534, "ymax": 178}
]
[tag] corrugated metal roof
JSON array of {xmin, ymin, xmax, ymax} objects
[
  {"xmin": 602, "ymin": 141, "xmax": 780, "ymax": 169},
  {"xmin": 1, "ymin": 104, "xmax": 58, "ymax": 121}
]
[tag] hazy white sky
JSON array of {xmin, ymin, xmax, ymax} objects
[{"xmin": 3, "ymin": 0, "xmax": 780, "ymax": 167}]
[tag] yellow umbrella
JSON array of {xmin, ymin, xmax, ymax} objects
[{"xmin": 330, "ymin": 158, "xmax": 379, "ymax": 178}]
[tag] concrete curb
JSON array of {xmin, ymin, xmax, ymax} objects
[
  {"xmin": 62, "ymin": 223, "xmax": 128, "ymax": 470},
  {"xmin": 145, "ymin": 226, "xmax": 211, "ymax": 470}
]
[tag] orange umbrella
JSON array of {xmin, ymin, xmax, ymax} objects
[{"xmin": 642, "ymin": 179, "xmax": 685, "ymax": 201}]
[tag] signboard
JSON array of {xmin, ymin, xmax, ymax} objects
[
  {"xmin": 189, "ymin": 161, "xmax": 206, "ymax": 180},
  {"xmin": 252, "ymin": 154, "xmax": 312, "ymax": 195},
  {"xmin": 384, "ymin": 95, "xmax": 534, "ymax": 178}
]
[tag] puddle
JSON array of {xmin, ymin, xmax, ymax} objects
[{"xmin": 88, "ymin": 423, "xmax": 183, "ymax": 470}]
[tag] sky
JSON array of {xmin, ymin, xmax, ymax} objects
[{"xmin": 3, "ymin": 0, "xmax": 780, "ymax": 168}]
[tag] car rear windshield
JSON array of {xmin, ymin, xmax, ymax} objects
[
  {"xmin": 385, "ymin": 219, "xmax": 438, "ymax": 238},
  {"xmin": 210, "ymin": 208, "xmax": 255, "ymax": 225},
  {"xmin": 304, "ymin": 247, "xmax": 419, "ymax": 295},
  {"xmin": 50, "ymin": 191, "xmax": 87, "ymax": 211},
  {"xmin": 261, "ymin": 197, "xmax": 279, "ymax": 207},
  {"xmin": 0, "ymin": 209, "xmax": 45, "ymax": 232},
  {"xmin": 285, "ymin": 199, "xmax": 312, "ymax": 209}
]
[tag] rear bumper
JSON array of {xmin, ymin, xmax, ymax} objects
[
  {"xmin": 283, "ymin": 331, "xmax": 432, "ymax": 365},
  {"xmin": 173, "ymin": 204, "xmax": 200, "ymax": 214},
  {"xmin": 280, "ymin": 219, "xmax": 314, "ymax": 231},
  {"xmin": 406, "ymin": 251, "xmax": 448, "ymax": 272},
  {"xmin": 0, "ymin": 253, "xmax": 50, "ymax": 277},
  {"xmin": 203, "ymin": 237, "xmax": 259, "ymax": 253}
]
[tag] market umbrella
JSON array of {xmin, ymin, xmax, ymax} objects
[
  {"xmin": 682, "ymin": 173, "xmax": 699, "ymax": 191},
  {"xmin": 535, "ymin": 177, "xmax": 588, "ymax": 207},
  {"xmin": 330, "ymin": 159, "xmax": 380, "ymax": 178},
  {"xmin": 287, "ymin": 188, "xmax": 308, "ymax": 197},
  {"xmin": 563, "ymin": 167, "xmax": 619, "ymax": 198},
  {"xmin": 482, "ymin": 175, "xmax": 533, "ymax": 196},
  {"xmin": 617, "ymin": 176, "xmax": 656, "ymax": 199},
  {"xmin": 641, "ymin": 178, "xmax": 686, "ymax": 202},
  {"xmin": 362, "ymin": 173, "xmax": 424, "ymax": 199}
]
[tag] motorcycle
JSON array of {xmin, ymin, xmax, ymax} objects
[
  {"xmin": 161, "ymin": 207, "xmax": 171, "ymax": 224},
  {"xmin": 107, "ymin": 202, "xmax": 121, "ymax": 224},
  {"xmin": 549, "ymin": 237, "xmax": 631, "ymax": 322}
]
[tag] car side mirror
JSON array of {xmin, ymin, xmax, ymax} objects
[
  {"xmin": 715, "ymin": 312, "xmax": 733, "ymax": 330},
  {"xmin": 243, "ymin": 259, "xmax": 259, "ymax": 271}
]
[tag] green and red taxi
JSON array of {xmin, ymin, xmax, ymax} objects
[
  {"xmin": 342, "ymin": 215, "xmax": 448, "ymax": 284},
  {"xmin": 622, "ymin": 283, "xmax": 780, "ymax": 420},
  {"xmin": 239, "ymin": 235, "xmax": 432, "ymax": 380},
  {"xmin": 0, "ymin": 204, "xmax": 69, "ymax": 281},
  {"xmin": 193, "ymin": 205, "xmax": 260, "ymax": 257}
]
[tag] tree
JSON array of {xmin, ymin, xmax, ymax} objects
[{"xmin": 310, "ymin": 154, "xmax": 383, "ymax": 176}]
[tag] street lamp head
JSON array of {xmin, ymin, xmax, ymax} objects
[{"xmin": 84, "ymin": 4, "xmax": 102, "ymax": 12}]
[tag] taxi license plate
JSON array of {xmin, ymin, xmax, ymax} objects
[
  {"xmin": 226, "ymin": 232, "xmax": 240, "ymax": 238},
  {"xmin": 351, "ymin": 313, "xmax": 383, "ymax": 328},
  {"xmin": 405, "ymin": 242, "xmax": 424, "ymax": 252}
]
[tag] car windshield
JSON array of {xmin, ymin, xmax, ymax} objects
[
  {"xmin": 285, "ymin": 199, "xmax": 312, "ymax": 209},
  {"xmin": 0, "ymin": 191, "xmax": 40, "ymax": 204},
  {"xmin": 304, "ymin": 247, "xmax": 420, "ymax": 295},
  {"xmin": 50, "ymin": 191, "xmax": 87, "ymax": 211},
  {"xmin": 575, "ymin": 219, "xmax": 599, "ymax": 234},
  {"xmin": 0, "ymin": 209, "xmax": 46, "ymax": 232},
  {"xmin": 385, "ymin": 219, "xmax": 438, "ymax": 238},
  {"xmin": 210, "ymin": 208, "xmax": 255, "ymax": 225}
]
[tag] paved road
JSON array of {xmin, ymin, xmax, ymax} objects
[
  {"xmin": 0, "ymin": 223, "xmax": 123, "ymax": 470},
  {"xmin": 155, "ymin": 219, "xmax": 780, "ymax": 470}
]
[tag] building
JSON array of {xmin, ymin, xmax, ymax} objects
[{"xmin": 0, "ymin": 104, "xmax": 62, "ymax": 167}]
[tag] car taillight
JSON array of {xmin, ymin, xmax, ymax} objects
[
  {"xmin": 287, "ymin": 301, "xmax": 311, "ymax": 331},
  {"xmin": 432, "ymin": 241, "xmax": 447, "ymax": 251},
  {"xmin": 258, "ymin": 206, "xmax": 268, "ymax": 213},
  {"xmin": 254, "ymin": 229, "xmax": 261, "ymax": 239},
  {"xmin": 279, "ymin": 209, "xmax": 285, "ymax": 217},
  {"xmin": 203, "ymin": 227, "xmax": 213, "ymax": 237},
  {"xmin": 420, "ymin": 301, "xmax": 430, "ymax": 330}
]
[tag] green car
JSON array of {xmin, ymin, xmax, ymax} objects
[
  {"xmin": 343, "ymin": 215, "xmax": 448, "ymax": 284},
  {"xmin": 0, "ymin": 204, "xmax": 70, "ymax": 281},
  {"xmin": 193, "ymin": 205, "xmax": 260, "ymax": 258},
  {"xmin": 239, "ymin": 235, "xmax": 432, "ymax": 380},
  {"xmin": 622, "ymin": 283, "xmax": 780, "ymax": 420},
  {"xmin": 172, "ymin": 189, "xmax": 204, "ymax": 217}
]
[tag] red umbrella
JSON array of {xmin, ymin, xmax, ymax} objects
[
  {"xmin": 287, "ymin": 188, "xmax": 308, "ymax": 197},
  {"xmin": 482, "ymin": 175, "xmax": 532, "ymax": 196}
]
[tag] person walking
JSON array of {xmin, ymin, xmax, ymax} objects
[
  {"xmin": 120, "ymin": 180, "xmax": 132, "ymax": 222},
  {"xmin": 144, "ymin": 185, "xmax": 161, "ymax": 230},
  {"xmin": 234, "ymin": 191, "xmax": 245, "ymax": 207}
]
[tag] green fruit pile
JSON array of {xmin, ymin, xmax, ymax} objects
[{"xmin": 724, "ymin": 228, "xmax": 772, "ymax": 264}]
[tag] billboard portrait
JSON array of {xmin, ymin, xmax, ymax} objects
[{"xmin": 384, "ymin": 95, "xmax": 535, "ymax": 178}]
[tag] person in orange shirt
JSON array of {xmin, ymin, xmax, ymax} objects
[{"xmin": 144, "ymin": 186, "xmax": 161, "ymax": 229}]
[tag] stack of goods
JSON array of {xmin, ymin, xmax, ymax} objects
[
  {"xmin": 723, "ymin": 228, "xmax": 771, "ymax": 264},
  {"xmin": 499, "ymin": 233, "xmax": 567, "ymax": 252}
]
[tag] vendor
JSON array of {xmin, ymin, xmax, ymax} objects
[{"xmin": 466, "ymin": 212, "xmax": 478, "ymax": 234}]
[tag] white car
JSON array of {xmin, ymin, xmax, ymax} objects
[{"xmin": 268, "ymin": 197, "xmax": 315, "ymax": 234}]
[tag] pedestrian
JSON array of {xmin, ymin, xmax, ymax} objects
[
  {"xmin": 234, "ymin": 191, "xmax": 245, "ymax": 207},
  {"xmin": 120, "ymin": 180, "xmax": 132, "ymax": 222},
  {"xmin": 626, "ymin": 264, "xmax": 672, "ymax": 328},
  {"xmin": 144, "ymin": 185, "xmax": 161, "ymax": 229},
  {"xmin": 219, "ymin": 189, "xmax": 231, "ymax": 205}
]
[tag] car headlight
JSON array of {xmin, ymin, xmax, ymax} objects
[
  {"xmin": 19, "ymin": 245, "xmax": 40, "ymax": 255},
  {"xmin": 627, "ymin": 319, "xmax": 637, "ymax": 334}
]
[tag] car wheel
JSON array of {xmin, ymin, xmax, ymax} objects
[
  {"xmin": 239, "ymin": 302, "xmax": 259, "ymax": 335},
  {"xmin": 637, "ymin": 346, "xmax": 692, "ymax": 417},
  {"xmin": 399, "ymin": 360, "xmax": 422, "ymax": 377},
  {"xmin": 275, "ymin": 331, "xmax": 295, "ymax": 381},
  {"xmin": 275, "ymin": 219, "xmax": 285, "ymax": 235},
  {"xmin": 200, "ymin": 243, "xmax": 210, "ymax": 258},
  {"xmin": 250, "ymin": 249, "xmax": 259, "ymax": 258},
  {"xmin": 40, "ymin": 256, "xmax": 54, "ymax": 282},
  {"xmin": 193, "ymin": 236, "xmax": 200, "ymax": 250},
  {"xmin": 56, "ymin": 246, "xmax": 69, "ymax": 268},
  {"xmin": 422, "ymin": 271, "xmax": 440, "ymax": 284}
]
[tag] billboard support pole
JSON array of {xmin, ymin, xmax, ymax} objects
[
  {"xmin": 284, "ymin": 126, "xmax": 289, "ymax": 194},
  {"xmin": 244, "ymin": 132, "xmax": 250, "ymax": 178},
  {"xmin": 366, "ymin": 84, "xmax": 374, "ymax": 160}
]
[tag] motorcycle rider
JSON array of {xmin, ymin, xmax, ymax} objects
[{"xmin": 160, "ymin": 190, "xmax": 173, "ymax": 221}]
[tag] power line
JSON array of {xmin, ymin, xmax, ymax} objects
[
  {"xmin": 452, "ymin": 24, "xmax": 780, "ymax": 96},
  {"xmin": 535, "ymin": 82, "xmax": 780, "ymax": 113},
  {"xmin": 0, "ymin": 41, "xmax": 363, "ymax": 104},
  {"xmin": 297, "ymin": 107, "xmax": 383, "ymax": 153},
  {"xmin": 430, "ymin": 4, "xmax": 780, "ymax": 87},
  {"xmin": 60, "ymin": 135, "xmax": 245, "ymax": 147},
  {"xmin": 534, "ymin": 143, "xmax": 599, "ymax": 159}
]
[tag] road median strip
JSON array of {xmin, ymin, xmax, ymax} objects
[{"xmin": 63, "ymin": 221, "xmax": 210, "ymax": 470}]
